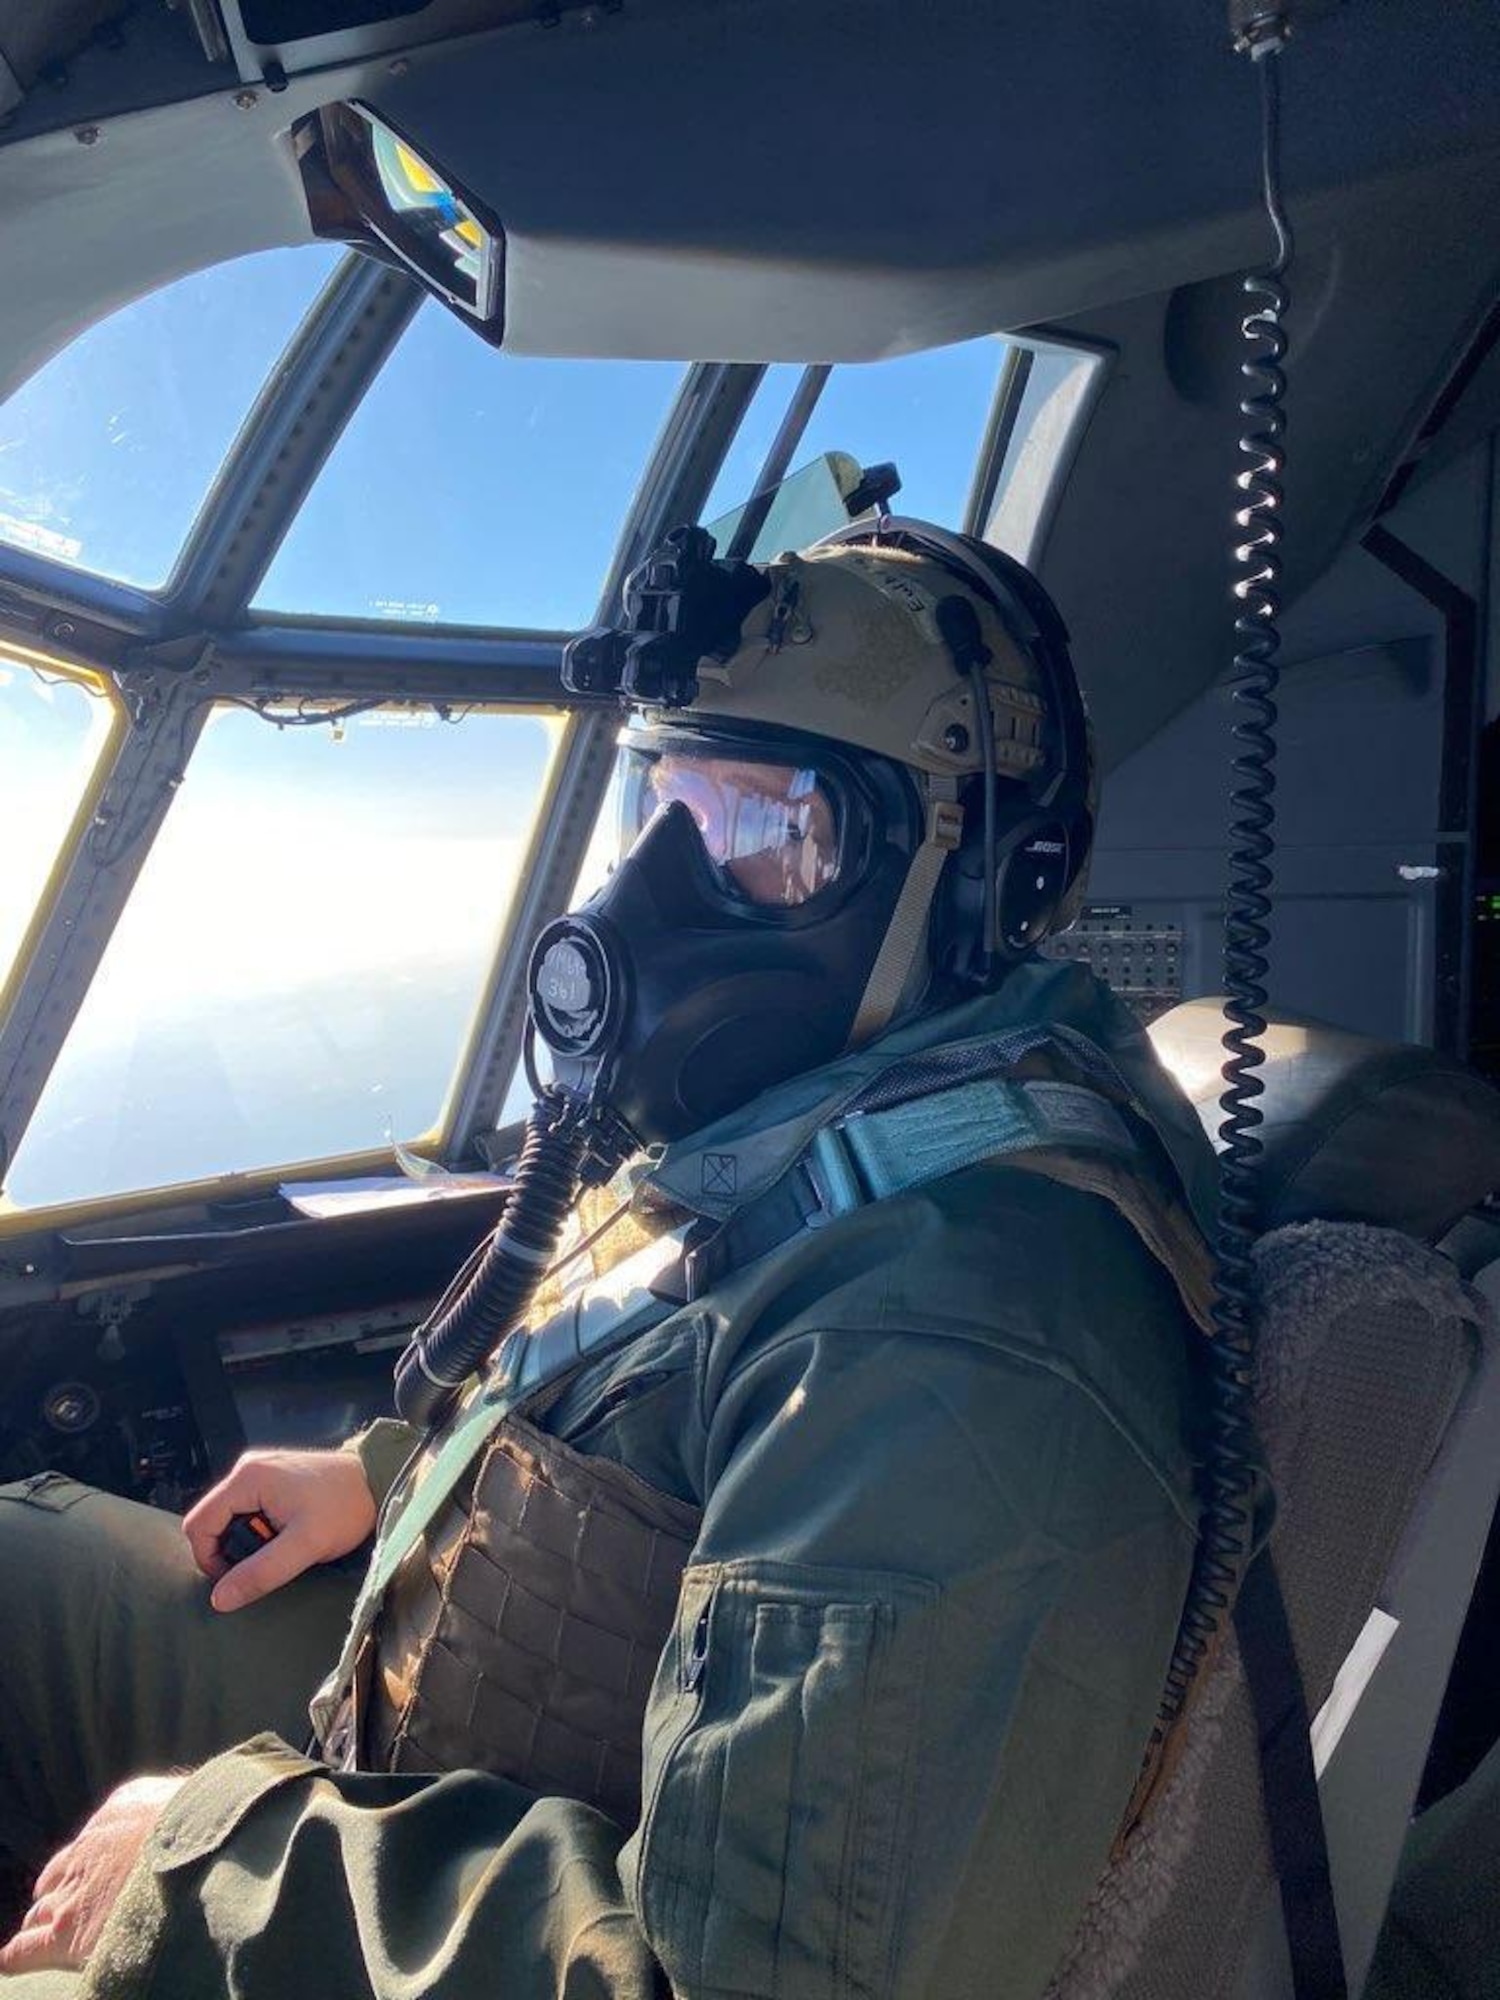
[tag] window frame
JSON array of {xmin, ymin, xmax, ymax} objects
[
  {"xmin": 0, "ymin": 660, "xmax": 582, "ymax": 1237},
  {"xmin": 0, "ymin": 350, "xmax": 764, "ymax": 1235},
  {"xmin": 0, "ymin": 649, "xmax": 127, "ymax": 1030},
  {"xmin": 0, "ymin": 237, "xmax": 1106, "ymax": 1236},
  {"xmin": 979, "ymin": 331, "xmax": 1112, "ymax": 566}
]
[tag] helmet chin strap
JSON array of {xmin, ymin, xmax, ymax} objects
[{"xmin": 846, "ymin": 790, "xmax": 964, "ymax": 1047}]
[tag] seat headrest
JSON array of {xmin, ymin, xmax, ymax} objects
[{"xmin": 1147, "ymin": 998, "xmax": 1500, "ymax": 1242}]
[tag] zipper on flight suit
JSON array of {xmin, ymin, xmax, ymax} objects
[{"xmin": 682, "ymin": 1602, "xmax": 711, "ymax": 1693}]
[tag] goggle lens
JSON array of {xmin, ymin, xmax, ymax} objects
[{"xmin": 618, "ymin": 747, "xmax": 840, "ymax": 908}]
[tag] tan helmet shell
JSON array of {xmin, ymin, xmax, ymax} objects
[{"xmin": 652, "ymin": 540, "xmax": 1050, "ymax": 786}]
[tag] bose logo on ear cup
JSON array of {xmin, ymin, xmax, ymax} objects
[{"xmin": 1027, "ymin": 840, "xmax": 1066, "ymax": 855}]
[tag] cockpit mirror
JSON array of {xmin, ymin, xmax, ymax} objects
[{"xmin": 293, "ymin": 102, "xmax": 506, "ymax": 341}]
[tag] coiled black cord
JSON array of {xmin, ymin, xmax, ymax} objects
[
  {"xmin": 394, "ymin": 1094, "xmax": 590, "ymax": 1429},
  {"xmin": 1158, "ymin": 42, "xmax": 1294, "ymax": 1730}
]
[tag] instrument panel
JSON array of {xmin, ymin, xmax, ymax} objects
[
  {"xmin": 1043, "ymin": 903, "xmax": 1185, "ymax": 1023},
  {"xmin": 0, "ymin": 1310, "xmax": 209, "ymax": 1510}
]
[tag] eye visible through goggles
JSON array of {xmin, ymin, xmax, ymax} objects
[{"xmin": 617, "ymin": 744, "xmax": 842, "ymax": 908}]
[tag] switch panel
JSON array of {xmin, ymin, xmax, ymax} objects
[{"xmin": 1043, "ymin": 903, "xmax": 1184, "ymax": 1023}]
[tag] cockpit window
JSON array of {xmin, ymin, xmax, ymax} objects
[
  {"xmin": 253, "ymin": 302, "xmax": 686, "ymax": 629},
  {"xmin": 699, "ymin": 337, "xmax": 1014, "ymax": 541},
  {"xmin": 789, "ymin": 338, "xmax": 1014, "ymax": 522},
  {"xmin": 5, "ymin": 702, "xmax": 559, "ymax": 1210},
  {"xmin": 0, "ymin": 251, "xmax": 1101, "ymax": 1213},
  {"xmin": 0, "ymin": 247, "xmax": 342, "ymax": 587}
]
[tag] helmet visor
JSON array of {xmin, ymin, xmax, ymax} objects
[{"xmin": 617, "ymin": 743, "xmax": 842, "ymax": 908}]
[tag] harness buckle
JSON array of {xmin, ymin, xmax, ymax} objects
[
  {"xmin": 928, "ymin": 797, "xmax": 966, "ymax": 850},
  {"xmin": 807, "ymin": 1122, "xmax": 868, "ymax": 1219}
]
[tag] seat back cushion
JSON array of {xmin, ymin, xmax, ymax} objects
[
  {"xmin": 1047, "ymin": 1221, "xmax": 1488, "ymax": 2000},
  {"xmin": 1146, "ymin": 1000, "xmax": 1500, "ymax": 1243}
]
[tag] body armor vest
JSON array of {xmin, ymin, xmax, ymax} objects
[
  {"xmin": 327, "ymin": 1025, "xmax": 1214, "ymax": 1830},
  {"xmin": 363, "ymin": 1405, "xmax": 700, "ymax": 1823}
]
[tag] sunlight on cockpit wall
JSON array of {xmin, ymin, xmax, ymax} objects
[
  {"xmin": 1151, "ymin": 1003, "xmax": 1312, "ymax": 1109},
  {"xmin": 5, "ymin": 703, "xmax": 563, "ymax": 1211}
]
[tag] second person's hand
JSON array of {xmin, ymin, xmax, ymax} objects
[{"xmin": 182, "ymin": 1447, "xmax": 377, "ymax": 1612}]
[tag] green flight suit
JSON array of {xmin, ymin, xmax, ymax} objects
[{"xmin": 0, "ymin": 963, "xmax": 1210, "ymax": 2000}]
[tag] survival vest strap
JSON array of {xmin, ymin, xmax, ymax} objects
[
  {"xmin": 1237, "ymin": 1554, "xmax": 1350, "ymax": 2000},
  {"xmin": 658, "ymin": 1023, "xmax": 1215, "ymax": 1322},
  {"xmin": 666, "ymin": 1074, "xmax": 1139, "ymax": 1300}
]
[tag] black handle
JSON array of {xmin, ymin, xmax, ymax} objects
[{"xmin": 219, "ymin": 1511, "xmax": 276, "ymax": 1567}]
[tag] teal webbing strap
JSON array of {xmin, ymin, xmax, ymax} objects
[{"xmin": 809, "ymin": 1076, "xmax": 1137, "ymax": 1216}]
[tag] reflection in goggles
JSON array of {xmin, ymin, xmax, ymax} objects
[{"xmin": 621, "ymin": 751, "xmax": 840, "ymax": 908}]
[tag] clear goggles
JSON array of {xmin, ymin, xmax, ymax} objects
[{"xmin": 615, "ymin": 741, "xmax": 844, "ymax": 909}]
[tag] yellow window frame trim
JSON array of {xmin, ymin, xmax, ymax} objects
[{"xmin": 0, "ymin": 646, "xmax": 125, "ymax": 1032}]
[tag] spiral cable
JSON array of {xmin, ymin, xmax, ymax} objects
[{"xmin": 1157, "ymin": 41, "xmax": 1294, "ymax": 1731}]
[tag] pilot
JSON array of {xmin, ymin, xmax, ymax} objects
[{"xmin": 0, "ymin": 521, "xmax": 1217, "ymax": 1998}]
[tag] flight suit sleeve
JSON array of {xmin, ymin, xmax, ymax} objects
[
  {"xmin": 75, "ymin": 1311, "xmax": 1194, "ymax": 2000},
  {"xmin": 340, "ymin": 1416, "xmax": 421, "ymax": 1509},
  {"xmin": 623, "ymin": 1318, "xmax": 1197, "ymax": 1999}
]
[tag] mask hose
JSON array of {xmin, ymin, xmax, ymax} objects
[{"xmin": 393, "ymin": 1094, "xmax": 591, "ymax": 1430}]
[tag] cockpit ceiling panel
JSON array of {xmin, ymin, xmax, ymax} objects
[
  {"xmin": 0, "ymin": 0, "xmax": 559, "ymax": 97},
  {"xmin": 0, "ymin": 0, "xmax": 1497, "ymax": 771},
  {"xmin": 1, "ymin": 1, "xmax": 1497, "ymax": 376},
  {"xmin": 0, "ymin": 3, "xmax": 122, "ymax": 91},
  {"xmin": 229, "ymin": 0, "xmax": 565, "ymax": 57}
]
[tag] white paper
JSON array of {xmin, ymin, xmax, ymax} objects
[
  {"xmin": 281, "ymin": 1172, "xmax": 509, "ymax": 1219},
  {"xmin": 1310, "ymin": 1606, "xmax": 1400, "ymax": 1778}
]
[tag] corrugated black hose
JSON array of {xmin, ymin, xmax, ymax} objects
[{"xmin": 393, "ymin": 1095, "xmax": 590, "ymax": 1430}]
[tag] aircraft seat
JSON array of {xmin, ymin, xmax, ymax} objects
[
  {"xmin": 1143, "ymin": 998, "xmax": 1500, "ymax": 1244},
  {"xmin": 1046, "ymin": 1001, "xmax": 1500, "ymax": 2000}
]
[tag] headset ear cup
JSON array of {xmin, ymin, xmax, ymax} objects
[
  {"xmin": 815, "ymin": 515, "xmax": 1094, "ymax": 979},
  {"xmin": 1052, "ymin": 806, "xmax": 1095, "ymax": 936},
  {"xmin": 993, "ymin": 818, "xmax": 1074, "ymax": 960}
]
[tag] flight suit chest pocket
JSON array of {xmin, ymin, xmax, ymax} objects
[{"xmin": 630, "ymin": 1563, "xmax": 934, "ymax": 2000}]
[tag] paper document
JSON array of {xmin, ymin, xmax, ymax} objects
[{"xmin": 281, "ymin": 1172, "xmax": 511, "ymax": 1219}]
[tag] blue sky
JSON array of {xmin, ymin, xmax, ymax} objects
[
  {"xmin": 0, "ymin": 245, "xmax": 1009, "ymax": 625},
  {"xmin": 0, "ymin": 249, "xmax": 341, "ymax": 583}
]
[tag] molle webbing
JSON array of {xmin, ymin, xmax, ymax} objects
[
  {"xmin": 361, "ymin": 1413, "xmax": 700, "ymax": 1825},
  {"xmin": 308, "ymin": 1230, "xmax": 684, "ymax": 1758}
]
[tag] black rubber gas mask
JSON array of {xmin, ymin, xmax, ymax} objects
[{"xmin": 526, "ymin": 728, "xmax": 920, "ymax": 1147}]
